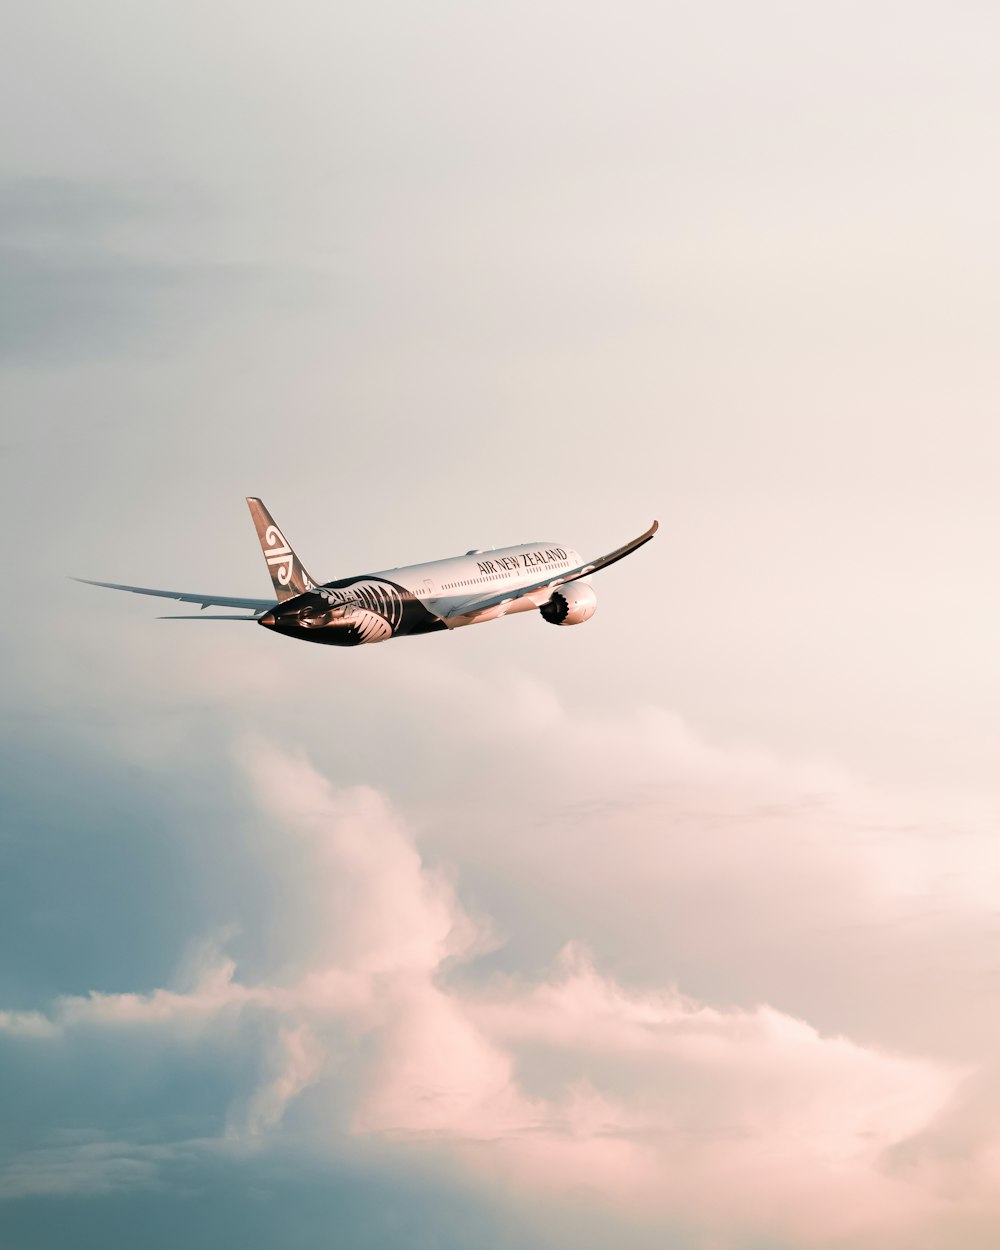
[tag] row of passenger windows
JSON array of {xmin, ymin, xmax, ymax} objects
[{"xmin": 437, "ymin": 559, "xmax": 568, "ymax": 593}]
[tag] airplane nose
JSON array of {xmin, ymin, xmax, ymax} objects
[{"xmin": 258, "ymin": 611, "xmax": 276, "ymax": 627}]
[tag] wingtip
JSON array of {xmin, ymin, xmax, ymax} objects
[{"xmin": 650, "ymin": 519, "xmax": 659, "ymax": 535}]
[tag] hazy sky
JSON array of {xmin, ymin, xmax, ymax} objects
[{"xmin": 2, "ymin": 3, "xmax": 999, "ymax": 1247}]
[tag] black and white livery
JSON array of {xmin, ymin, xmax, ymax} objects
[{"xmin": 77, "ymin": 499, "xmax": 658, "ymax": 647}]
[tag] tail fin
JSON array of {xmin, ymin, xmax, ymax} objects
[{"xmin": 246, "ymin": 498, "xmax": 319, "ymax": 602}]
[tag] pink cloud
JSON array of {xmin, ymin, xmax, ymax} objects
[{"xmin": 3, "ymin": 734, "xmax": 997, "ymax": 1247}]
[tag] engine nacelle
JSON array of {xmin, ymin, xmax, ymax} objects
[{"xmin": 540, "ymin": 581, "xmax": 597, "ymax": 626}]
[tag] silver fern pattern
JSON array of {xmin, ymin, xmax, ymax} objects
[{"xmin": 298, "ymin": 580, "xmax": 409, "ymax": 643}]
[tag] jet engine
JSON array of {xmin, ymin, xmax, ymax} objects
[{"xmin": 540, "ymin": 581, "xmax": 597, "ymax": 626}]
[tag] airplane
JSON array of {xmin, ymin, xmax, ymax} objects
[{"xmin": 76, "ymin": 498, "xmax": 658, "ymax": 647}]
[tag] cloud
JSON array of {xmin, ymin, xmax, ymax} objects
[
  {"xmin": 0, "ymin": 1139, "xmax": 171, "ymax": 1200},
  {"xmin": 0, "ymin": 240, "xmax": 268, "ymax": 364},
  {"xmin": 389, "ymin": 670, "xmax": 1000, "ymax": 1065},
  {"xmin": 0, "ymin": 175, "xmax": 324, "ymax": 363},
  {"xmin": 3, "ymin": 731, "xmax": 995, "ymax": 1248}
]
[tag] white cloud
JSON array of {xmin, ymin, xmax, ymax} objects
[{"xmin": 4, "ymin": 728, "xmax": 998, "ymax": 1247}]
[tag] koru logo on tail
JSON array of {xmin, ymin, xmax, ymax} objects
[{"xmin": 264, "ymin": 524, "xmax": 295, "ymax": 586}]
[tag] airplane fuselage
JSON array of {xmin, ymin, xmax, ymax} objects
[{"xmin": 259, "ymin": 540, "xmax": 583, "ymax": 645}]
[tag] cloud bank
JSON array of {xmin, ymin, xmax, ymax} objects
[{"xmin": 4, "ymin": 693, "xmax": 998, "ymax": 1248}]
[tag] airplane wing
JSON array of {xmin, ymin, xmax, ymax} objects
[
  {"xmin": 73, "ymin": 578, "xmax": 275, "ymax": 613},
  {"xmin": 445, "ymin": 519, "xmax": 658, "ymax": 619}
]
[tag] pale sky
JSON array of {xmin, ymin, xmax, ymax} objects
[{"xmin": 2, "ymin": 3, "xmax": 999, "ymax": 1247}]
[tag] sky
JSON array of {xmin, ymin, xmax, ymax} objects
[{"xmin": 1, "ymin": 2, "xmax": 999, "ymax": 1247}]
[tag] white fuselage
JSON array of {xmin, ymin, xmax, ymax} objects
[{"xmin": 371, "ymin": 540, "xmax": 582, "ymax": 624}]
